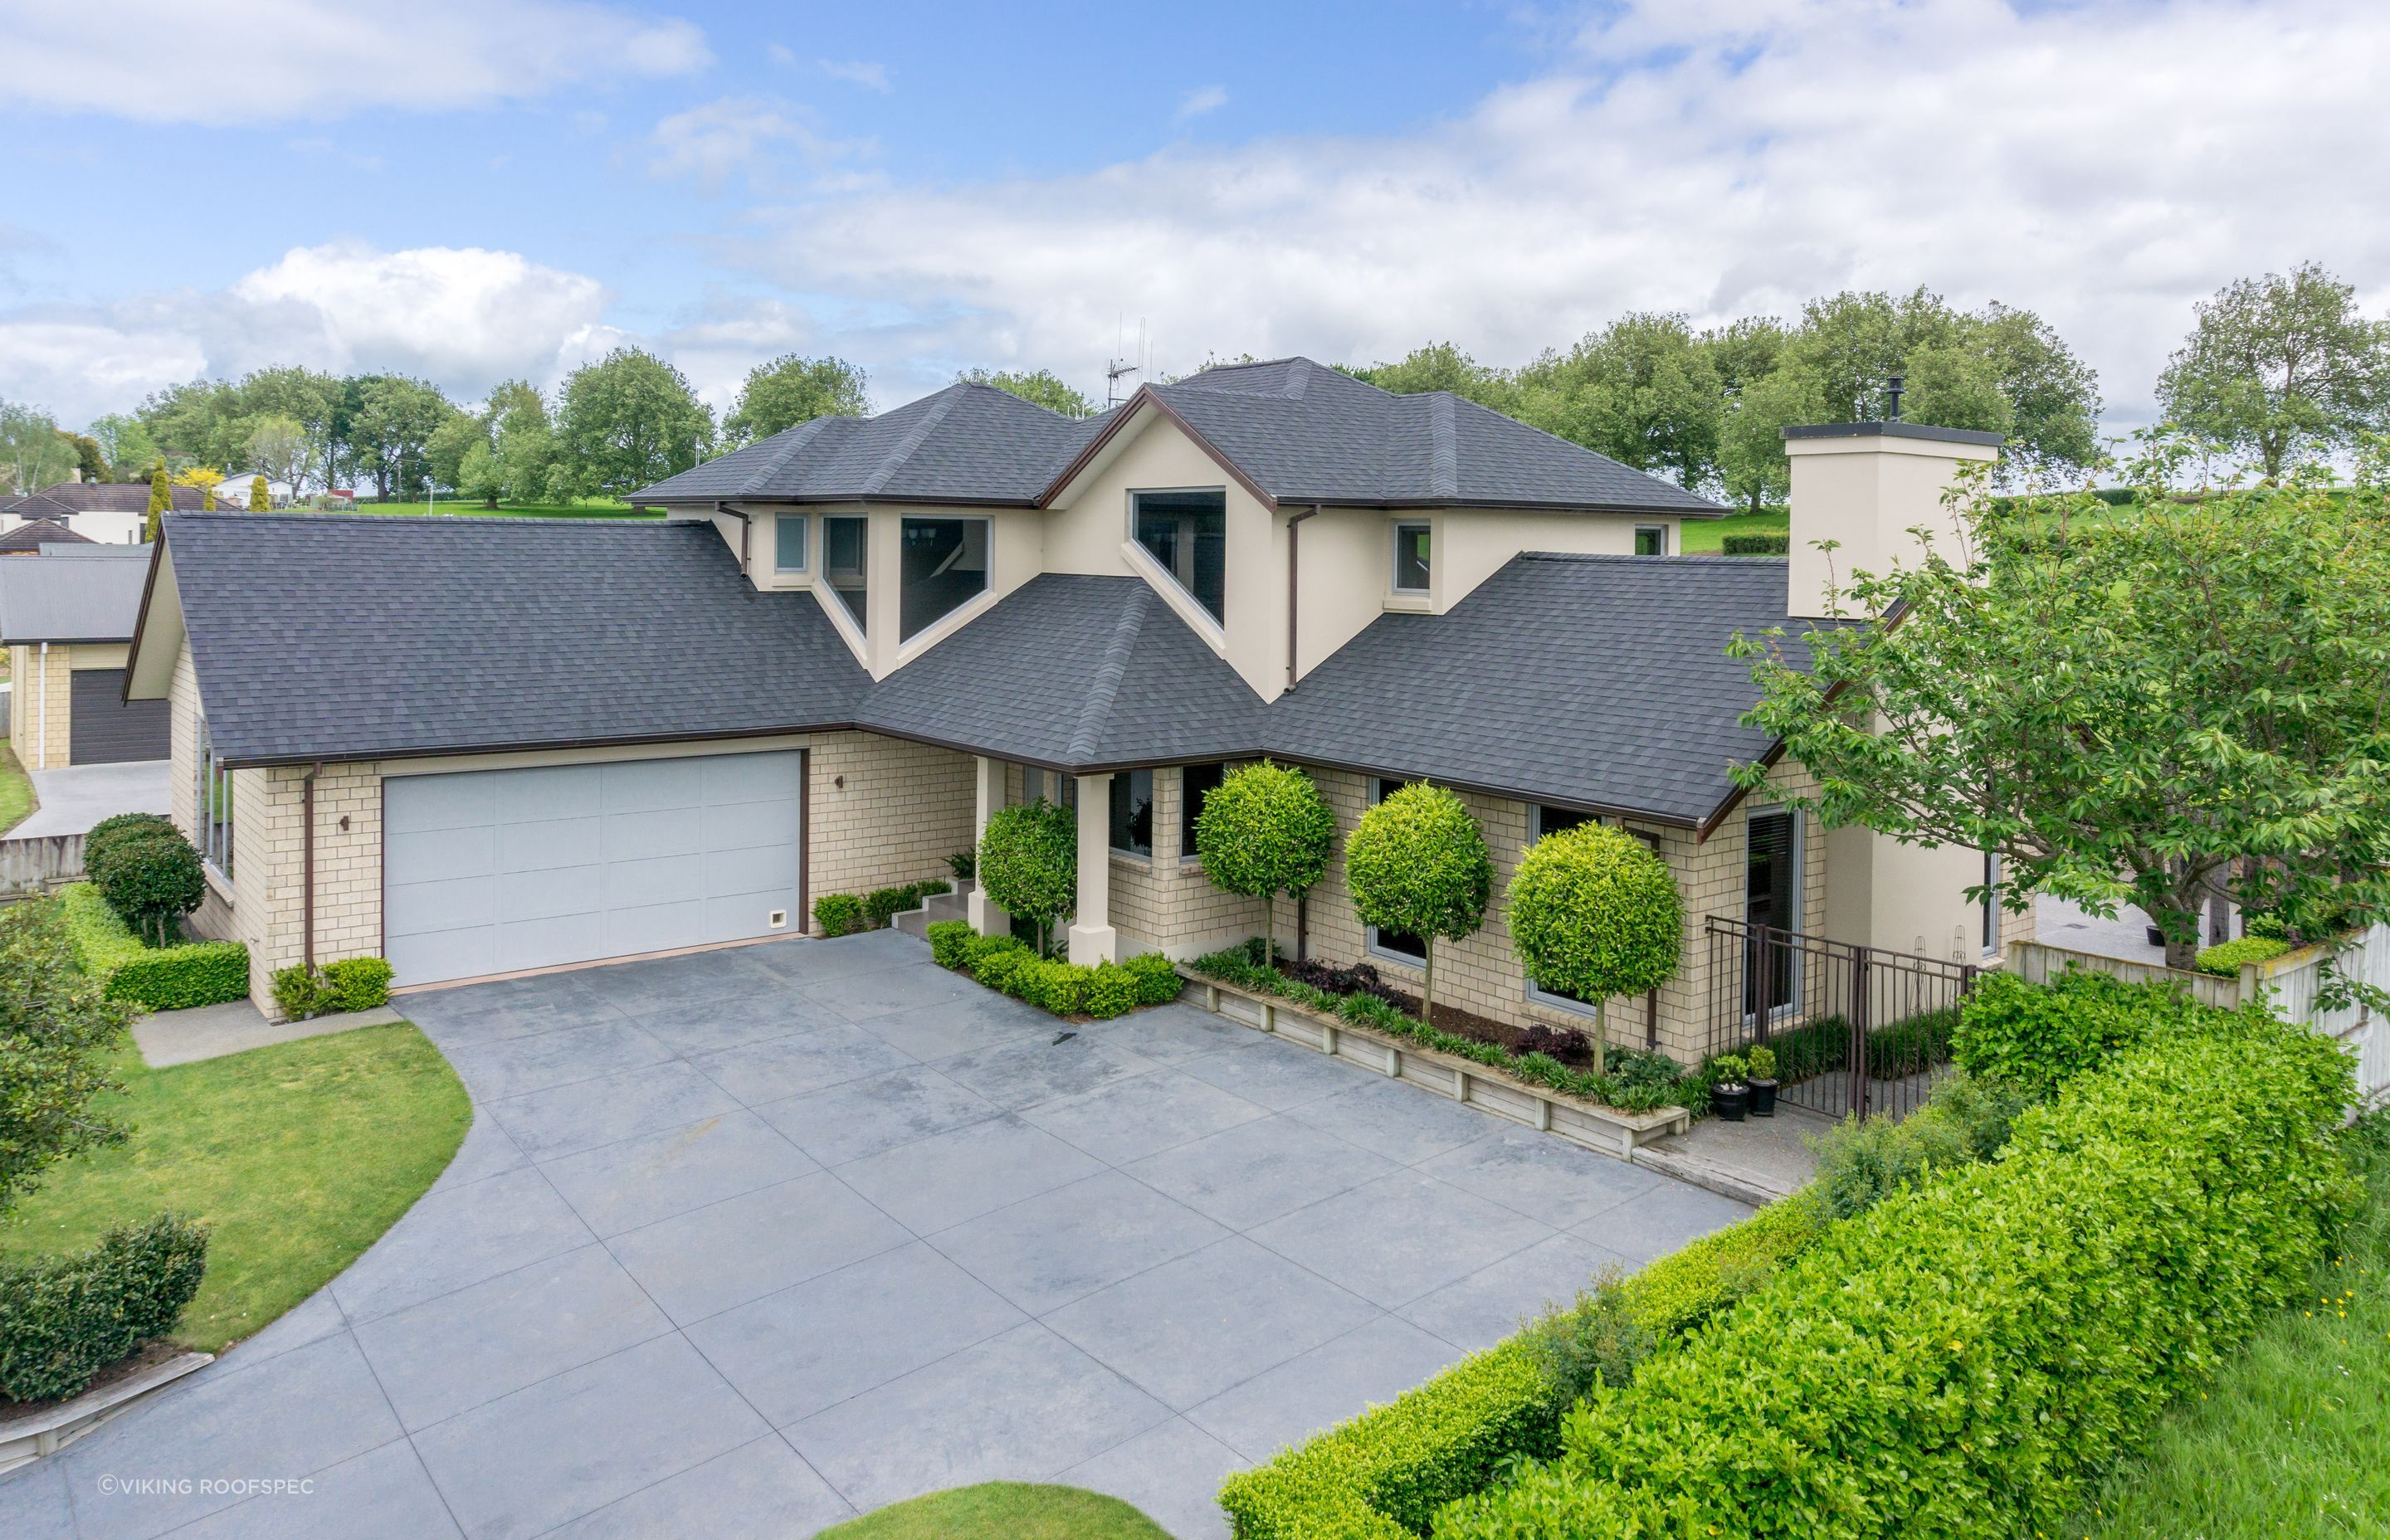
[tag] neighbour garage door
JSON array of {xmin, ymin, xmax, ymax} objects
[
  {"xmin": 383, "ymin": 750, "xmax": 802, "ymax": 987},
  {"xmin": 68, "ymin": 669, "xmax": 170, "ymax": 764}
]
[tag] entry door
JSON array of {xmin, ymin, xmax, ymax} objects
[
  {"xmin": 383, "ymin": 750, "xmax": 802, "ymax": 986},
  {"xmin": 1745, "ymin": 808, "xmax": 1799, "ymax": 1016}
]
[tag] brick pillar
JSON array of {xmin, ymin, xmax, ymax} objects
[{"xmin": 967, "ymin": 754, "xmax": 1010, "ymax": 937}]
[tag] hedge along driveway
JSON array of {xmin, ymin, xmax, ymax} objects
[{"xmin": 0, "ymin": 1023, "xmax": 469, "ymax": 1352}]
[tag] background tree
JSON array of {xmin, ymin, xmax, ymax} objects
[
  {"xmin": 456, "ymin": 440, "xmax": 503, "ymax": 507},
  {"xmin": 1192, "ymin": 762, "xmax": 1338, "ymax": 970},
  {"xmin": 246, "ymin": 472, "xmax": 270, "ymax": 511},
  {"xmin": 554, "ymin": 348, "xmax": 715, "ymax": 496},
  {"xmin": 1734, "ymin": 451, "xmax": 2390, "ymax": 970},
  {"xmin": 425, "ymin": 409, "xmax": 485, "ymax": 495},
  {"xmin": 343, "ymin": 376, "xmax": 458, "ymax": 500},
  {"xmin": 67, "ymin": 433, "xmax": 106, "ymax": 482},
  {"xmin": 2157, "ymin": 261, "xmax": 2390, "ymax": 481},
  {"xmin": 143, "ymin": 461, "xmax": 169, "ymax": 539},
  {"xmin": 232, "ymin": 367, "xmax": 342, "ymax": 491},
  {"xmin": 242, "ymin": 414, "xmax": 311, "ymax": 494},
  {"xmin": 1715, "ymin": 364, "xmax": 1821, "ymax": 514},
  {"xmin": 85, "ymin": 413, "xmax": 161, "ymax": 481},
  {"xmin": 1517, "ymin": 313, "xmax": 1723, "ymax": 490},
  {"xmin": 1344, "ymin": 343, "xmax": 1522, "ymax": 414},
  {"xmin": 1344, "ymin": 782, "xmax": 1493, "ymax": 1028},
  {"xmin": 0, "ymin": 898, "xmax": 133, "ymax": 1217},
  {"xmin": 726, "ymin": 354, "xmax": 871, "ymax": 445},
  {"xmin": 1508, "ymin": 824, "xmax": 1684, "ymax": 1075},
  {"xmin": 978, "ymin": 799, "xmax": 1077, "ymax": 956},
  {"xmin": 955, "ymin": 368, "xmax": 1097, "ymax": 418}
]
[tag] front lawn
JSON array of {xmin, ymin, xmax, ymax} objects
[
  {"xmin": 2067, "ymin": 1113, "xmax": 2390, "ymax": 1538},
  {"xmin": 0, "ymin": 740, "xmax": 32, "ymax": 835},
  {"xmin": 0, "ymin": 1023, "xmax": 471, "ymax": 1352},
  {"xmin": 820, "ymin": 1484, "xmax": 1172, "ymax": 1539},
  {"xmin": 1680, "ymin": 507, "xmax": 1787, "ymax": 553}
]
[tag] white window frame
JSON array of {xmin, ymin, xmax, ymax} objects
[
  {"xmin": 1363, "ymin": 777, "xmax": 1429, "ymax": 969},
  {"xmin": 1634, "ymin": 524, "xmax": 1668, "ymax": 556},
  {"xmin": 896, "ymin": 514, "xmax": 993, "ymax": 644},
  {"xmin": 194, "ymin": 709, "xmax": 233, "ymax": 881},
  {"xmin": 1390, "ymin": 520, "xmax": 1432, "ymax": 595},
  {"xmin": 1520, "ymin": 805, "xmax": 1658, "ymax": 1019},
  {"xmin": 773, "ymin": 513, "xmax": 808, "ymax": 575},
  {"xmin": 1127, "ymin": 486, "xmax": 1229, "ymax": 628}
]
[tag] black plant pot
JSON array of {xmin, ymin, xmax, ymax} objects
[
  {"xmin": 1713, "ymin": 1084, "xmax": 1750, "ymax": 1122},
  {"xmin": 2146, "ymin": 925, "xmax": 2166, "ymax": 948},
  {"xmin": 1749, "ymin": 1079, "xmax": 1778, "ymax": 1117}
]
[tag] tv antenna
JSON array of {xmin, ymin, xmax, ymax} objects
[{"xmin": 1106, "ymin": 318, "xmax": 1146, "ymax": 407}]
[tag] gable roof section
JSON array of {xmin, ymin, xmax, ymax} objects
[
  {"xmin": 854, "ymin": 575, "xmax": 1266, "ymax": 768},
  {"xmin": 634, "ymin": 384, "xmax": 1107, "ymax": 505},
  {"xmin": 163, "ymin": 514, "xmax": 871, "ymax": 764},
  {"xmin": 20, "ymin": 482, "xmax": 208, "ymax": 513},
  {"xmin": 0, "ymin": 543, "xmax": 154, "ymax": 642},
  {"xmin": 1263, "ymin": 553, "xmax": 1849, "ymax": 826},
  {"xmin": 0, "ymin": 519, "xmax": 95, "ymax": 553}
]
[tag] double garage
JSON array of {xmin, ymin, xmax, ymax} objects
[{"xmin": 381, "ymin": 748, "xmax": 806, "ymax": 987}]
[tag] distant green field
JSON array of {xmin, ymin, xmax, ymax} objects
[
  {"xmin": 349, "ymin": 500, "xmax": 654, "ymax": 520},
  {"xmin": 1681, "ymin": 508, "xmax": 1788, "ymax": 553}
]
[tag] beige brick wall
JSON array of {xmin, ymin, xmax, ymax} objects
[
  {"xmin": 806, "ymin": 733, "xmax": 975, "ymax": 915},
  {"xmin": 8, "ymin": 642, "xmax": 73, "ymax": 768}
]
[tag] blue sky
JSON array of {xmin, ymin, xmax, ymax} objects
[{"xmin": 3, "ymin": 0, "xmax": 2384, "ymax": 434}]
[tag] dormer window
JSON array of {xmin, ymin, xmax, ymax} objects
[
  {"xmin": 1634, "ymin": 525, "xmax": 1667, "ymax": 556},
  {"xmin": 1131, "ymin": 489, "xmax": 1226, "ymax": 624},
  {"xmin": 822, "ymin": 515, "xmax": 869, "ymax": 630},
  {"xmin": 1392, "ymin": 522, "xmax": 1432, "ymax": 593}
]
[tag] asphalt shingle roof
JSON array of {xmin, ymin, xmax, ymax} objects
[
  {"xmin": 1263, "ymin": 553, "xmax": 1849, "ymax": 825},
  {"xmin": 163, "ymin": 514, "xmax": 871, "ymax": 764},
  {"xmin": 854, "ymin": 575, "xmax": 1265, "ymax": 768},
  {"xmin": 0, "ymin": 519, "xmax": 96, "ymax": 553},
  {"xmin": 0, "ymin": 543, "xmax": 155, "ymax": 642},
  {"xmin": 15, "ymin": 482, "xmax": 209, "ymax": 513},
  {"xmin": 632, "ymin": 358, "xmax": 1719, "ymax": 517}
]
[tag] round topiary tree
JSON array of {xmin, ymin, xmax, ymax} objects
[
  {"xmin": 1193, "ymin": 761, "xmax": 1337, "ymax": 971},
  {"xmin": 1344, "ymin": 782, "xmax": 1492, "ymax": 1028},
  {"xmin": 977, "ymin": 798, "xmax": 1076, "ymax": 957},
  {"xmin": 1507, "ymin": 821, "xmax": 1684, "ymax": 1075},
  {"xmin": 89, "ymin": 827, "xmax": 206, "ymax": 948}
]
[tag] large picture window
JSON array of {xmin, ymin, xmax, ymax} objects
[
  {"xmin": 1109, "ymin": 769, "xmax": 1154, "ymax": 858},
  {"xmin": 1131, "ymin": 489, "xmax": 1227, "ymax": 624},
  {"xmin": 195, "ymin": 712, "xmax": 233, "ymax": 878},
  {"xmin": 822, "ymin": 515, "xmax": 868, "ymax": 630},
  {"xmin": 899, "ymin": 517, "xmax": 990, "ymax": 641}
]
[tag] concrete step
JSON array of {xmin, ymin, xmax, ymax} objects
[{"xmin": 894, "ymin": 881, "xmax": 972, "ymax": 938}]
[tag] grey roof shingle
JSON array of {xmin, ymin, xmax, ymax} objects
[
  {"xmin": 12, "ymin": 482, "xmax": 209, "ymax": 513},
  {"xmin": 632, "ymin": 358, "xmax": 1719, "ymax": 517},
  {"xmin": 853, "ymin": 575, "xmax": 1266, "ymax": 768},
  {"xmin": 0, "ymin": 519, "xmax": 95, "ymax": 553},
  {"xmin": 0, "ymin": 544, "xmax": 154, "ymax": 642},
  {"xmin": 1262, "ymin": 553, "xmax": 1849, "ymax": 826},
  {"xmin": 634, "ymin": 385, "xmax": 1106, "ymax": 505},
  {"xmin": 163, "ymin": 514, "xmax": 871, "ymax": 764}
]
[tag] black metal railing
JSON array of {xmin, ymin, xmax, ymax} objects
[{"xmin": 1705, "ymin": 916, "xmax": 1981, "ymax": 1120}]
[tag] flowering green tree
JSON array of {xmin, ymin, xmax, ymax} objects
[
  {"xmin": 1345, "ymin": 782, "xmax": 1492, "ymax": 1027},
  {"xmin": 1508, "ymin": 824, "xmax": 1683, "ymax": 1075},
  {"xmin": 0, "ymin": 899, "xmax": 132, "ymax": 1217},
  {"xmin": 1193, "ymin": 762, "xmax": 1337, "ymax": 971},
  {"xmin": 978, "ymin": 799, "xmax": 1076, "ymax": 957}
]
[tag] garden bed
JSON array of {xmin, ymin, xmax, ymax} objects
[{"xmin": 1182, "ymin": 968, "xmax": 1690, "ymax": 1159}]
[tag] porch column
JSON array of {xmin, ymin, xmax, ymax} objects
[
  {"xmin": 1067, "ymin": 772, "xmax": 1119, "ymax": 963},
  {"xmin": 967, "ymin": 754, "xmax": 1009, "ymax": 937}
]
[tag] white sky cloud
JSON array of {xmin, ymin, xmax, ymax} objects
[
  {"xmin": 649, "ymin": 98, "xmax": 871, "ymax": 192},
  {"xmin": 818, "ymin": 59, "xmax": 892, "ymax": 92},
  {"xmin": 0, "ymin": 0, "xmax": 709, "ymax": 124},
  {"xmin": 1176, "ymin": 85, "xmax": 1229, "ymax": 121}
]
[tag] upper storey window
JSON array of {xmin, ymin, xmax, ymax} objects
[
  {"xmin": 1392, "ymin": 522, "xmax": 1432, "ymax": 593},
  {"xmin": 822, "ymin": 516, "xmax": 868, "ymax": 630},
  {"xmin": 774, "ymin": 514, "xmax": 807, "ymax": 573},
  {"xmin": 900, "ymin": 517, "xmax": 990, "ymax": 641},
  {"xmin": 1132, "ymin": 489, "xmax": 1226, "ymax": 624}
]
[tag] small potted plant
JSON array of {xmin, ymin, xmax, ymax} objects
[
  {"xmin": 1710, "ymin": 1052, "xmax": 1751, "ymax": 1122},
  {"xmin": 1745, "ymin": 1044, "xmax": 1778, "ymax": 1118}
]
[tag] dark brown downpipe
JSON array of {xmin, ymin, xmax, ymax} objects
[
  {"xmin": 1285, "ymin": 503, "xmax": 1322, "ymax": 691},
  {"xmin": 301, "ymin": 763, "xmax": 321, "ymax": 968}
]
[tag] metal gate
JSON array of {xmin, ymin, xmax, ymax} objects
[{"xmin": 1705, "ymin": 916, "xmax": 1981, "ymax": 1120}]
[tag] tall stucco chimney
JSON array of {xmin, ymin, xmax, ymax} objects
[{"xmin": 1780, "ymin": 421, "xmax": 2002, "ymax": 620}]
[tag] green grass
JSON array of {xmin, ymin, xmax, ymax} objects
[
  {"xmin": 351, "ymin": 499, "xmax": 653, "ymax": 520},
  {"xmin": 0, "ymin": 1024, "xmax": 471, "ymax": 1352},
  {"xmin": 2066, "ymin": 1115, "xmax": 2390, "ymax": 1538},
  {"xmin": 0, "ymin": 740, "xmax": 32, "ymax": 836},
  {"xmin": 818, "ymin": 1484, "xmax": 1174, "ymax": 1539},
  {"xmin": 1680, "ymin": 508, "xmax": 1788, "ymax": 553}
]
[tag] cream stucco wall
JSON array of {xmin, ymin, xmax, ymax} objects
[
  {"xmin": 1783, "ymin": 432, "xmax": 1998, "ymax": 620},
  {"xmin": 1437, "ymin": 509, "xmax": 1679, "ymax": 615}
]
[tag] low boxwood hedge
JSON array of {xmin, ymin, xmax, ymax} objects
[
  {"xmin": 0, "ymin": 1212, "xmax": 210, "ymax": 1402},
  {"xmin": 924, "ymin": 920, "xmax": 1182, "ymax": 1020},
  {"xmin": 58, "ymin": 883, "xmax": 249, "ymax": 1011},
  {"xmin": 816, "ymin": 880, "xmax": 954, "ymax": 937},
  {"xmin": 268, "ymin": 955, "xmax": 396, "ymax": 1021},
  {"xmin": 1720, "ymin": 532, "xmax": 1792, "ymax": 554},
  {"xmin": 1432, "ymin": 1005, "xmax": 2357, "ymax": 1539},
  {"xmin": 2194, "ymin": 933, "xmax": 2291, "ymax": 977}
]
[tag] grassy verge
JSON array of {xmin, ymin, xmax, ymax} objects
[
  {"xmin": 2067, "ymin": 1114, "xmax": 2390, "ymax": 1538},
  {"xmin": 349, "ymin": 500, "xmax": 651, "ymax": 520},
  {"xmin": 818, "ymin": 1483, "xmax": 1173, "ymax": 1538},
  {"xmin": 0, "ymin": 740, "xmax": 32, "ymax": 835},
  {"xmin": 0, "ymin": 1024, "xmax": 471, "ymax": 1352},
  {"xmin": 1680, "ymin": 508, "xmax": 1788, "ymax": 553}
]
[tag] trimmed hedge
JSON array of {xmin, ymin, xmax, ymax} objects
[
  {"xmin": 814, "ymin": 880, "xmax": 954, "ymax": 938},
  {"xmin": 1432, "ymin": 1004, "xmax": 2358, "ymax": 1539},
  {"xmin": 924, "ymin": 920, "xmax": 1180, "ymax": 1020},
  {"xmin": 58, "ymin": 884, "xmax": 249, "ymax": 1011},
  {"xmin": 1951, "ymin": 967, "xmax": 2209, "ymax": 1099},
  {"xmin": 0, "ymin": 1213, "xmax": 210, "ymax": 1402},
  {"xmin": 2195, "ymin": 933, "xmax": 2290, "ymax": 977},
  {"xmin": 1721, "ymin": 532, "xmax": 1792, "ymax": 554}
]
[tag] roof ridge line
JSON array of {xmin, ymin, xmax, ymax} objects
[
  {"xmin": 1067, "ymin": 582, "xmax": 1148, "ymax": 761},
  {"xmin": 747, "ymin": 414, "xmax": 843, "ymax": 495},
  {"xmin": 860, "ymin": 389, "xmax": 958, "ymax": 497},
  {"xmin": 1430, "ymin": 393, "xmax": 1458, "ymax": 499}
]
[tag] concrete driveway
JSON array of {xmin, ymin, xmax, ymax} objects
[
  {"xmin": 13, "ymin": 759, "xmax": 171, "ymax": 840},
  {"xmin": 2, "ymin": 930, "xmax": 1750, "ymax": 1540}
]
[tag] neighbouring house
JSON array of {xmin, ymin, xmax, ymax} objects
[
  {"xmin": 212, "ymin": 471, "xmax": 295, "ymax": 509},
  {"xmin": 2, "ymin": 542, "xmax": 169, "ymax": 768},
  {"xmin": 1, "ymin": 474, "xmax": 207, "ymax": 544},
  {"xmin": 0, "ymin": 518, "xmax": 97, "ymax": 555},
  {"xmin": 123, "ymin": 358, "xmax": 2024, "ymax": 1046}
]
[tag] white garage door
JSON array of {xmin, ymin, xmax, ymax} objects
[{"xmin": 383, "ymin": 750, "xmax": 802, "ymax": 986}]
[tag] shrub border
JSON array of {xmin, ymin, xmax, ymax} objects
[{"xmin": 56, "ymin": 884, "xmax": 248, "ymax": 1011}]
